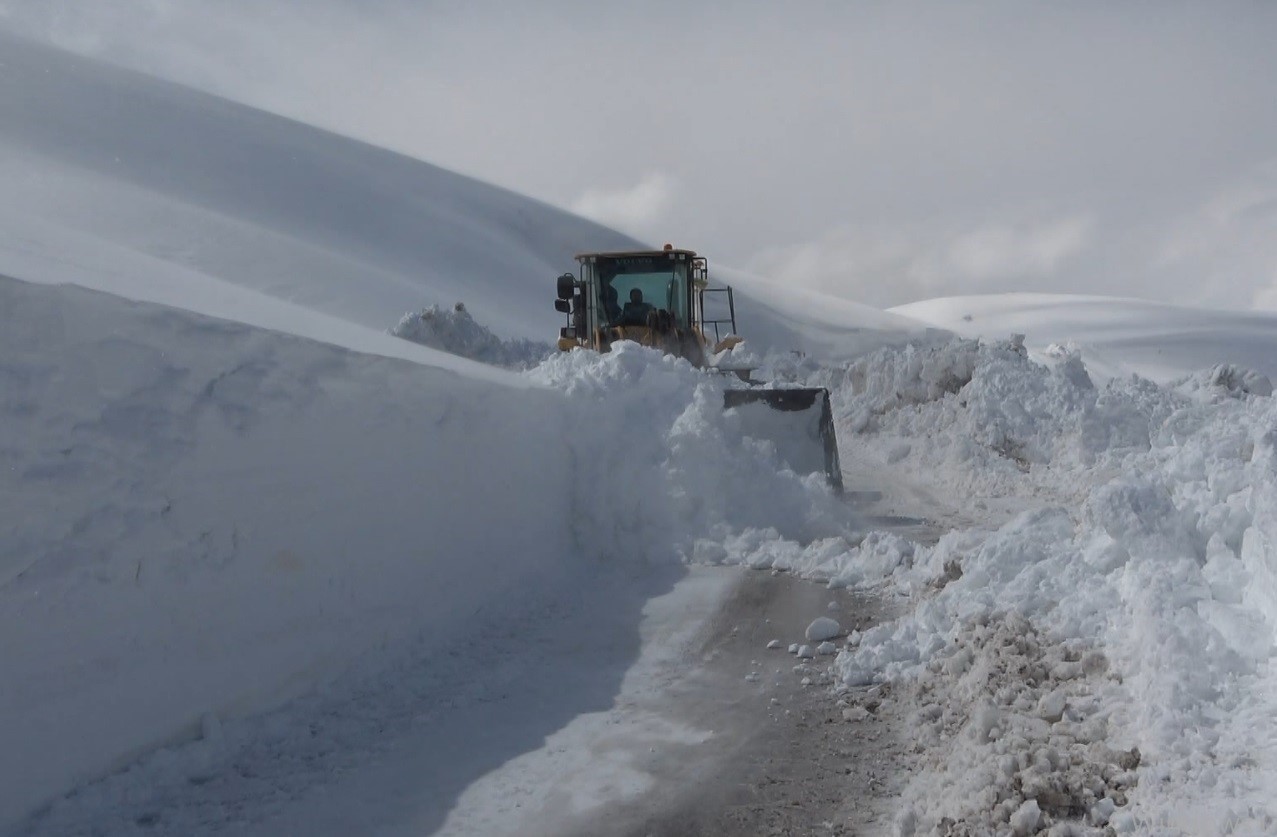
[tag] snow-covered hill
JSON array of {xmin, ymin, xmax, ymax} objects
[
  {"xmin": 0, "ymin": 28, "xmax": 637, "ymax": 345},
  {"xmin": 0, "ymin": 30, "xmax": 913, "ymax": 362},
  {"xmin": 894, "ymin": 293, "xmax": 1277, "ymax": 384}
]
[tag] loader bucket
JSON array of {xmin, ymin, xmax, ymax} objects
[{"xmin": 723, "ymin": 388, "xmax": 844, "ymax": 492}]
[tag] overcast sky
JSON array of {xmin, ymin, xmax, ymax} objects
[{"xmin": 4, "ymin": 1, "xmax": 1277, "ymax": 310}]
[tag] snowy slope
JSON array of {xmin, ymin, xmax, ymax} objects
[
  {"xmin": 720, "ymin": 264, "xmax": 931, "ymax": 362},
  {"xmin": 0, "ymin": 28, "xmax": 638, "ymax": 346},
  {"xmin": 0, "ymin": 30, "xmax": 910, "ymax": 362},
  {"xmin": 893, "ymin": 293, "xmax": 1277, "ymax": 383}
]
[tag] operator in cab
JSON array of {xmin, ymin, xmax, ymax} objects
[{"xmin": 620, "ymin": 288, "xmax": 655, "ymax": 326}]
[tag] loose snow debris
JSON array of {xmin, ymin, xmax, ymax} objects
[
  {"xmin": 1009, "ymin": 798, "xmax": 1041, "ymax": 835},
  {"xmin": 767, "ymin": 639, "xmax": 783, "ymax": 649},
  {"xmin": 891, "ymin": 613, "xmax": 1139, "ymax": 835},
  {"xmin": 806, "ymin": 617, "xmax": 842, "ymax": 642},
  {"xmin": 788, "ymin": 643, "xmax": 801, "ymax": 654},
  {"xmin": 797, "ymin": 645, "xmax": 816, "ymax": 660},
  {"xmin": 817, "ymin": 642, "xmax": 838, "ymax": 656},
  {"xmin": 392, "ymin": 302, "xmax": 553, "ymax": 369},
  {"xmin": 1173, "ymin": 363, "xmax": 1273, "ymax": 401},
  {"xmin": 811, "ymin": 335, "xmax": 1169, "ymax": 505}
]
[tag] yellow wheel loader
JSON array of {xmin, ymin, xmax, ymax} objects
[{"xmin": 553, "ymin": 245, "xmax": 843, "ymax": 491}]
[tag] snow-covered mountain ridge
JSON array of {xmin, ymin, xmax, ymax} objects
[{"xmin": 0, "ymin": 29, "xmax": 913, "ymax": 365}]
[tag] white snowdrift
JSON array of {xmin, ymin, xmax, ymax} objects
[
  {"xmin": 0, "ymin": 275, "xmax": 580, "ymax": 826},
  {"xmin": 708, "ymin": 336, "xmax": 1277, "ymax": 834},
  {"xmin": 0, "ymin": 274, "xmax": 844, "ymax": 828}
]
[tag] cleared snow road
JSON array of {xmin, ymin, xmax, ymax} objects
[
  {"xmin": 563, "ymin": 570, "xmax": 908, "ymax": 837},
  {"xmin": 17, "ymin": 564, "xmax": 916, "ymax": 837}
]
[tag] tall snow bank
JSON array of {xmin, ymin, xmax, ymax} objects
[
  {"xmin": 0, "ymin": 277, "xmax": 842, "ymax": 827},
  {"xmin": 0, "ymin": 276, "xmax": 588, "ymax": 826}
]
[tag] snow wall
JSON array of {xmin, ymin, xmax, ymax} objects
[
  {"xmin": 0, "ymin": 276, "xmax": 571, "ymax": 825},
  {"xmin": 0, "ymin": 275, "xmax": 843, "ymax": 827}
]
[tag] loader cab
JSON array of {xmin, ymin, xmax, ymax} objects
[
  {"xmin": 556, "ymin": 247, "xmax": 702, "ymax": 345},
  {"xmin": 554, "ymin": 246, "xmax": 733, "ymax": 368},
  {"xmin": 586, "ymin": 249, "xmax": 698, "ymax": 331}
]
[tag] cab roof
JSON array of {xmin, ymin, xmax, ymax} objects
[{"xmin": 574, "ymin": 248, "xmax": 698, "ymax": 261}]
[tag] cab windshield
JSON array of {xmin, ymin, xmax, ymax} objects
[{"xmin": 596, "ymin": 256, "xmax": 690, "ymax": 328}]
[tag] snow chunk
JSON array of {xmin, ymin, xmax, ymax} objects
[
  {"xmin": 392, "ymin": 302, "xmax": 552, "ymax": 369},
  {"xmin": 1174, "ymin": 363, "xmax": 1273, "ymax": 400},
  {"xmin": 1009, "ymin": 798, "xmax": 1040, "ymax": 835},
  {"xmin": 805, "ymin": 616, "xmax": 841, "ymax": 642},
  {"xmin": 1038, "ymin": 689, "xmax": 1067, "ymax": 723}
]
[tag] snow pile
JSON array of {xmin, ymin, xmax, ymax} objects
[
  {"xmin": 527, "ymin": 342, "xmax": 848, "ymax": 559},
  {"xmin": 824, "ymin": 339, "xmax": 1277, "ymax": 833},
  {"xmin": 886, "ymin": 610, "xmax": 1141, "ymax": 835},
  {"xmin": 1172, "ymin": 363, "xmax": 1274, "ymax": 401},
  {"xmin": 843, "ymin": 607, "xmax": 1147, "ymax": 835},
  {"xmin": 814, "ymin": 336, "xmax": 1173, "ymax": 507},
  {"xmin": 391, "ymin": 302, "xmax": 553, "ymax": 369},
  {"xmin": 706, "ymin": 336, "xmax": 1277, "ymax": 833}
]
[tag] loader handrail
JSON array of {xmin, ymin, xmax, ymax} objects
[{"xmin": 698, "ymin": 286, "xmax": 737, "ymax": 345}]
